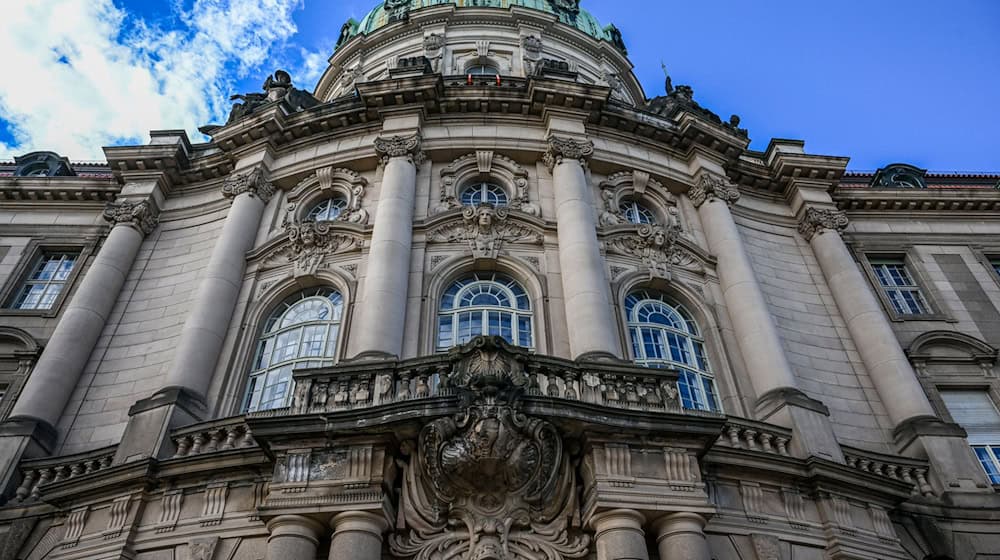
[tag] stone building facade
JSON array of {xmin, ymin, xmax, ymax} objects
[{"xmin": 1, "ymin": 1, "xmax": 999, "ymax": 558}]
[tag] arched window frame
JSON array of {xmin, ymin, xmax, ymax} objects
[
  {"xmin": 241, "ymin": 286, "xmax": 346, "ymax": 413},
  {"xmin": 599, "ymin": 170, "xmax": 679, "ymax": 228},
  {"xmin": 623, "ymin": 288, "xmax": 721, "ymax": 412},
  {"xmin": 284, "ymin": 167, "xmax": 369, "ymax": 226},
  {"xmin": 436, "ymin": 272, "xmax": 535, "ymax": 352},
  {"xmin": 459, "ymin": 182, "xmax": 509, "ymax": 207},
  {"xmin": 435, "ymin": 151, "xmax": 539, "ymax": 216}
]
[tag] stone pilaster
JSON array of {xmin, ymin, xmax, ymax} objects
[
  {"xmin": 546, "ymin": 135, "xmax": 622, "ymax": 360},
  {"xmin": 692, "ymin": 172, "xmax": 843, "ymax": 462},
  {"xmin": 350, "ymin": 133, "xmax": 422, "ymax": 359},
  {"xmin": 590, "ymin": 509, "xmax": 649, "ymax": 560},
  {"xmin": 328, "ymin": 511, "xmax": 387, "ymax": 560},
  {"xmin": 653, "ymin": 512, "xmax": 712, "ymax": 560}
]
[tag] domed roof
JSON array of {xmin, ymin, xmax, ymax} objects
[{"xmin": 339, "ymin": 1, "xmax": 623, "ymax": 49}]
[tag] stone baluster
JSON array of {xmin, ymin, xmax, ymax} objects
[
  {"xmin": 328, "ymin": 511, "xmax": 388, "ymax": 560},
  {"xmin": 590, "ymin": 509, "xmax": 648, "ymax": 560},
  {"xmin": 265, "ymin": 515, "xmax": 324, "ymax": 560},
  {"xmin": 350, "ymin": 134, "xmax": 422, "ymax": 359},
  {"xmin": 544, "ymin": 136, "xmax": 622, "ymax": 360},
  {"xmin": 653, "ymin": 513, "xmax": 712, "ymax": 560},
  {"xmin": 9, "ymin": 199, "xmax": 158, "ymax": 438}
]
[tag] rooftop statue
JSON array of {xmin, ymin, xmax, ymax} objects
[{"xmin": 200, "ymin": 70, "xmax": 320, "ymax": 134}]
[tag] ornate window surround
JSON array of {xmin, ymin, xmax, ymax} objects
[
  {"xmin": 0, "ymin": 327, "xmax": 41, "ymax": 421},
  {"xmin": 435, "ymin": 272, "xmax": 534, "ymax": 352},
  {"xmin": 284, "ymin": 167, "xmax": 369, "ymax": 225},
  {"xmin": 434, "ymin": 151, "xmax": 539, "ymax": 217},
  {"xmin": 850, "ymin": 243, "xmax": 952, "ymax": 322},
  {"xmin": 0, "ymin": 237, "xmax": 98, "ymax": 318},
  {"xmin": 599, "ymin": 170, "xmax": 680, "ymax": 228}
]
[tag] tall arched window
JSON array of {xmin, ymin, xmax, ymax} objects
[
  {"xmin": 437, "ymin": 273, "xmax": 533, "ymax": 351},
  {"xmin": 624, "ymin": 289, "xmax": 719, "ymax": 412},
  {"xmin": 243, "ymin": 288, "xmax": 344, "ymax": 412},
  {"xmin": 460, "ymin": 182, "xmax": 508, "ymax": 207}
]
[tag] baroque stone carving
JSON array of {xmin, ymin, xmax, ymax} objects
[
  {"xmin": 797, "ymin": 207, "xmax": 848, "ymax": 241},
  {"xmin": 427, "ymin": 204, "xmax": 543, "ymax": 260},
  {"xmin": 871, "ymin": 163, "xmax": 927, "ymax": 189},
  {"xmin": 522, "ymin": 35, "xmax": 543, "ymax": 74},
  {"xmin": 646, "ymin": 77, "xmax": 748, "ymax": 137},
  {"xmin": 542, "ymin": 136, "xmax": 593, "ymax": 171},
  {"xmin": 283, "ymin": 220, "xmax": 362, "ymax": 276},
  {"xmin": 391, "ymin": 337, "xmax": 589, "ymax": 560},
  {"xmin": 423, "ymin": 33, "xmax": 445, "ymax": 72},
  {"xmin": 605, "ymin": 221, "xmax": 700, "ymax": 281},
  {"xmin": 435, "ymin": 152, "xmax": 539, "ymax": 216},
  {"xmin": 189, "ymin": 537, "xmax": 219, "ymax": 560},
  {"xmin": 221, "ymin": 167, "xmax": 276, "ymax": 203},
  {"xmin": 287, "ymin": 167, "xmax": 369, "ymax": 225},
  {"xmin": 221, "ymin": 69, "xmax": 318, "ymax": 127},
  {"xmin": 687, "ymin": 173, "xmax": 740, "ymax": 208},
  {"xmin": 103, "ymin": 199, "xmax": 158, "ymax": 235},
  {"xmin": 751, "ymin": 533, "xmax": 782, "ymax": 560},
  {"xmin": 598, "ymin": 170, "xmax": 674, "ymax": 226},
  {"xmin": 374, "ymin": 133, "xmax": 424, "ymax": 165}
]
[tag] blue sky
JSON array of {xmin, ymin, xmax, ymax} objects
[{"xmin": 2, "ymin": 0, "xmax": 998, "ymax": 171}]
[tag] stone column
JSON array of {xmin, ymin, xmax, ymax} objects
[
  {"xmin": 9, "ymin": 199, "xmax": 158, "ymax": 432},
  {"xmin": 328, "ymin": 511, "xmax": 387, "ymax": 560},
  {"xmin": 265, "ymin": 515, "xmax": 324, "ymax": 560},
  {"xmin": 800, "ymin": 208, "xmax": 991, "ymax": 490},
  {"xmin": 161, "ymin": 168, "xmax": 273, "ymax": 399},
  {"xmin": 350, "ymin": 134, "xmax": 422, "ymax": 359},
  {"xmin": 652, "ymin": 513, "xmax": 711, "ymax": 560},
  {"xmin": 545, "ymin": 136, "xmax": 621, "ymax": 360},
  {"xmin": 590, "ymin": 509, "xmax": 648, "ymax": 560}
]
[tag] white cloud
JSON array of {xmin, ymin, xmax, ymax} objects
[{"xmin": 0, "ymin": 0, "xmax": 305, "ymax": 160}]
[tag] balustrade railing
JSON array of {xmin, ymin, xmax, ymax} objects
[
  {"xmin": 715, "ymin": 417, "xmax": 792, "ymax": 457},
  {"xmin": 842, "ymin": 446, "xmax": 933, "ymax": 496},
  {"xmin": 170, "ymin": 416, "xmax": 255, "ymax": 458},
  {"xmin": 12, "ymin": 446, "xmax": 116, "ymax": 503}
]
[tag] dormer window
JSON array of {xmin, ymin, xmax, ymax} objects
[{"xmin": 460, "ymin": 182, "xmax": 508, "ymax": 207}]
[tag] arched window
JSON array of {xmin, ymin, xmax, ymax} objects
[
  {"xmin": 624, "ymin": 289, "xmax": 719, "ymax": 412},
  {"xmin": 305, "ymin": 197, "xmax": 348, "ymax": 221},
  {"xmin": 619, "ymin": 200, "xmax": 656, "ymax": 224},
  {"xmin": 467, "ymin": 64, "xmax": 499, "ymax": 76},
  {"xmin": 243, "ymin": 288, "xmax": 344, "ymax": 412},
  {"xmin": 437, "ymin": 273, "xmax": 533, "ymax": 351},
  {"xmin": 459, "ymin": 182, "xmax": 508, "ymax": 207}
]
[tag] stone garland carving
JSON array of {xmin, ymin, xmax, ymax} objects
[
  {"xmin": 283, "ymin": 220, "xmax": 362, "ymax": 276},
  {"xmin": 427, "ymin": 204, "xmax": 543, "ymax": 260},
  {"xmin": 605, "ymin": 221, "xmax": 700, "ymax": 281},
  {"xmin": 390, "ymin": 337, "xmax": 590, "ymax": 560},
  {"xmin": 687, "ymin": 173, "xmax": 740, "ymax": 208},
  {"xmin": 221, "ymin": 167, "xmax": 276, "ymax": 203},
  {"xmin": 542, "ymin": 136, "xmax": 594, "ymax": 172},
  {"xmin": 797, "ymin": 207, "xmax": 848, "ymax": 241},
  {"xmin": 374, "ymin": 134, "xmax": 425, "ymax": 166},
  {"xmin": 103, "ymin": 199, "xmax": 159, "ymax": 236}
]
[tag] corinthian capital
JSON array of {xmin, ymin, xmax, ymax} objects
[
  {"xmin": 374, "ymin": 133, "xmax": 424, "ymax": 165},
  {"xmin": 797, "ymin": 207, "xmax": 849, "ymax": 241},
  {"xmin": 542, "ymin": 135, "xmax": 594, "ymax": 171},
  {"xmin": 688, "ymin": 173, "xmax": 740, "ymax": 208},
  {"xmin": 222, "ymin": 167, "xmax": 276, "ymax": 203},
  {"xmin": 103, "ymin": 199, "xmax": 159, "ymax": 236}
]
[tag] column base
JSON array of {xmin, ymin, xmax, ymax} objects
[
  {"xmin": 0, "ymin": 418, "xmax": 57, "ymax": 503},
  {"xmin": 755, "ymin": 388, "xmax": 845, "ymax": 463},
  {"xmin": 112, "ymin": 388, "xmax": 206, "ymax": 464},
  {"xmin": 894, "ymin": 416, "xmax": 993, "ymax": 493}
]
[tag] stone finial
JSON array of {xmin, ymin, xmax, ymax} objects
[
  {"xmin": 542, "ymin": 136, "xmax": 594, "ymax": 171},
  {"xmin": 688, "ymin": 173, "xmax": 740, "ymax": 208},
  {"xmin": 374, "ymin": 133, "xmax": 424, "ymax": 165},
  {"xmin": 222, "ymin": 167, "xmax": 276, "ymax": 203},
  {"xmin": 103, "ymin": 199, "xmax": 159, "ymax": 236},
  {"xmin": 797, "ymin": 207, "xmax": 849, "ymax": 241}
]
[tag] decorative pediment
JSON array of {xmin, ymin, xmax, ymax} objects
[
  {"xmin": 391, "ymin": 336, "xmax": 589, "ymax": 560},
  {"xmin": 604, "ymin": 223, "xmax": 703, "ymax": 281},
  {"xmin": 426, "ymin": 205, "xmax": 544, "ymax": 261},
  {"xmin": 286, "ymin": 167, "xmax": 369, "ymax": 225},
  {"xmin": 434, "ymin": 151, "xmax": 539, "ymax": 216}
]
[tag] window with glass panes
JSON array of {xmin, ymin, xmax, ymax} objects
[
  {"xmin": 940, "ymin": 389, "xmax": 1000, "ymax": 485},
  {"xmin": 624, "ymin": 290, "xmax": 719, "ymax": 412},
  {"xmin": 9, "ymin": 251, "xmax": 78, "ymax": 310},
  {"xmin": 305, "ymin": 197, "xmax": 348, "ymax": 221},
  {"xmin": 466, "ymin": 64, "xmax": 499, "ymax": 76},
  {"xmin": 619, "ymin": 200, "xmax": 656, "ymax": 225},
  {"xmin": 990, "ymin": 258, "xmax": 1000, "ymax": 278},
  {"xmin": 459, "ymin": 183, "xmax": 508, "ymax": 207},
  {"xmin": 437, "ymin": 273, "xmax": 533, "ymax": 351},
  {"xmin": 870, "ymin": 258, "xmax": 930, "ymax": 315},
  {"xmin": 243, "ymin": 288, "xmax": 343, "ymax": 412}
]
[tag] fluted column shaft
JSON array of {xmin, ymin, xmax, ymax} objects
[
  {"xmin": 162, "ymin": 169, "xmax": 272, "ymax": 399},
  {"xmin": 266, "ymin": 515, "xmax": 323, "ymax": 560},
  {"xmin": 653, "ymin": 513, "xmax": 712, "ymax": 560},
  {"xmin": 801, "ymin": 209, "xmax": 935, "ymax": 424},
  {"xmin": 11, "ymin": 200, "xmax": 157, "ymax": 429},
  {"xmin": 691, "ymin": 175, "xmax": 798, "ymax": 396},
  {"xmin": 547, "ymin": 137, "xmax": 621, "ymax": 359},
  {"xmin": 590, "ymin": 509, "xmax": 649, "ymax": 560},
  {"xmin": 351, "ymin": 135, "xmax": 421, "ymax": 359},
  {"xmin": 328, "ymin": 511, "xmax": 387, "ymax": 560}
]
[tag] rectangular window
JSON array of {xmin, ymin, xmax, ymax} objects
[
  {"xmin": 940, "ymin": 389, "xmax": 1000, "ymax": 484},
  {"xmin": 8, "ymin": 251, "xmax": 78, "ymax": 310},
  {"xmin": 870, "ymin": 258, "xmax": 930, "ymax": 315},
  {"xmin": 0, "ymin": 383, "xmax": 8, "ymax": 406},
  {"xmin": 990, "ymin": 258, "xmax": 1000, "ymax": 278}
]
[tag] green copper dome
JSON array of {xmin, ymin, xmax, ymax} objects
[{"xmin": 337, "ymin": 1, "xmax": 624, "ymax": 51}]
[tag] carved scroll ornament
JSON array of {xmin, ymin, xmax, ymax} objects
[
  {"xmin": 222, "ymin": 167, "xmax": 276, "ymax": 203},
  {"xmin": 542, "ymin": 136, "xmax": 593, "ymax": 171},
  {"xmin": 390, "ymin": 337, "xmax": 589, "ymax": 560},
  {"xmin": 374, "ymin": 133, "xmax": 425, "ymax": 165},
  {"xmin": 103, "ymin": 199, "xmax": 159, "ymax": 236},
  {"xmin": 687, "ymin": 173, "xmax": 740, "ymax": 208},
  {"xmin": 797, "ymin": 207, "xmax": 848, "ymax": 241},
  {"xmin": 427, "ymin": 205, "xmax": 543, "ymax": 260}
]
